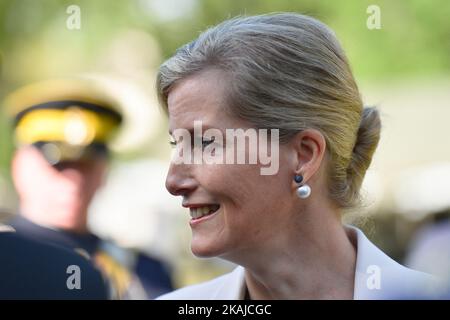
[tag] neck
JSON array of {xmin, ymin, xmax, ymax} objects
[
  {"xmin": 19, "ymin": 202, "xmax": 89, "ymax": 234},
  {"xmin": 233, "ymin": 200, "xmax": 356, "ymax": 299}
]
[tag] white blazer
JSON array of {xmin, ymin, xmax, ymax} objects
[{"xmin": 158, "ymin": 227, "xmax": 439, "ymax": 300}]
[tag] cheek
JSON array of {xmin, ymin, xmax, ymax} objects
[
  {"xmin": 198, "ymin": 164, "xmax": 257, "ymax": 199},
  {"xmin": 197, "ymin": 162, "xmax": 289, "ymax": 213}
]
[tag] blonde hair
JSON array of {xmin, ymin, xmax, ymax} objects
[{"xmin": 157, "ymin": 13, "xmax": 381, "ymax": 209}]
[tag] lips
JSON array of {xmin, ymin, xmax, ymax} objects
[{"xmin": 188, "ymin": 204, "xmax": 220, "ymax": 219}]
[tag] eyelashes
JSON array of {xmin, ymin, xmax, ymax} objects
[
  {"xmin": 169, "ymin": 137, "xmax": 215, "ymax": 149},
  {"xmin": 201, "ymin": 137, "xmax": 215, "ymax": 148}
]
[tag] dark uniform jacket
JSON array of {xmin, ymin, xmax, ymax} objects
[
  {"xmin": 9, "ymin": 215, "xmax": 173, "ymax": 299},
  {"xmin": 0, "ymin": 229, "xmax": 108, "ymax": 299}
]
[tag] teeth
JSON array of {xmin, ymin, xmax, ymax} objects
[{"xmin": 190, "ymin": 205, "xmax": 219, "ymax": 219}]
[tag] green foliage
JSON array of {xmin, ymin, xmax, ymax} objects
[{"xmin": 0, "ymin": 0, "xmax": 449, "ymax": 172}]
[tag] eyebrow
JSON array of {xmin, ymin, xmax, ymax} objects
[{"xmin": 168, "ymin": 124, "xmax": 222, "ymax": 136}]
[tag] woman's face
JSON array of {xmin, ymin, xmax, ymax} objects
[{"xmin": 166, "ymin": 69, "xmax": 298, "ymax": 260}]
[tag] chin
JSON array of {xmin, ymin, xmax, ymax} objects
[
  {"xmin": 190, "ymin": 237, "xmax": 228, "ymax": 258},
  {"xmin": 54, "ymin": 206, "xmax": 85, "ymax": 226}
]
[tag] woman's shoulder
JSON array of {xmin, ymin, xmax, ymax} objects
[{"xmin": 156, "ymin": 266, "xmax": 245, "ymax": 300}]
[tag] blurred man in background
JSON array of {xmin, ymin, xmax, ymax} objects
[{"xmin": 3, "ymin": 78, "xmax": 173, "ymax": 299}]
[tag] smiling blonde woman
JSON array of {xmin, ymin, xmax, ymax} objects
[{"xmin": 156, "ymin": 13, "xmax": 438, "ymax": 299}]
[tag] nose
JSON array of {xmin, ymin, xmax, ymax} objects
[{"xmin": 165, "ymin": 162, "xmax": 197, "ymax": 197}]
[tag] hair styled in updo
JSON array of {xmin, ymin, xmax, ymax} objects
[{"xmin": 157, "ymin": 13, "xmax": 381, "ymax": 209}]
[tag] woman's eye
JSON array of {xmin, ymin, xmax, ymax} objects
[
  {"xmin": 169, "ymin": 140, "xmax": 177, "ymax": 148},
  {"xmin": 192, "ymin": 137, "xmax": 215, "ymax": 149},
  {"xmin": 201, "ymin": 138, "xmax": 215, "ymax": 147}
]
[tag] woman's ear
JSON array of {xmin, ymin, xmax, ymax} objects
[{"xmin": 291, "ymin": 129, "xmax": 327, "ymax": 181}]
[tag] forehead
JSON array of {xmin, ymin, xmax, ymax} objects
[{"xmin": 167, "ymin": 69, "xmax": 229, "ymax": 131}]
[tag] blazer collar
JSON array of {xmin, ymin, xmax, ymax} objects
[
  {"xmin": 211, "ymin": 266, "xmax": 246, "ymax": 299},
  {"xmin": 349, "ymin": 225, "xmax": 415, "ymax": 299}
]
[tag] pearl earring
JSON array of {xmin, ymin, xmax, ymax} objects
[{"xmin": 294, "ymin": 174, "xmax": 311, "ymax": 199}]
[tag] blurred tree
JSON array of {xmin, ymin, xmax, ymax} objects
[{"xmin": 0, "ymin": 0, "xmax": 449, "ymax": 173}]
